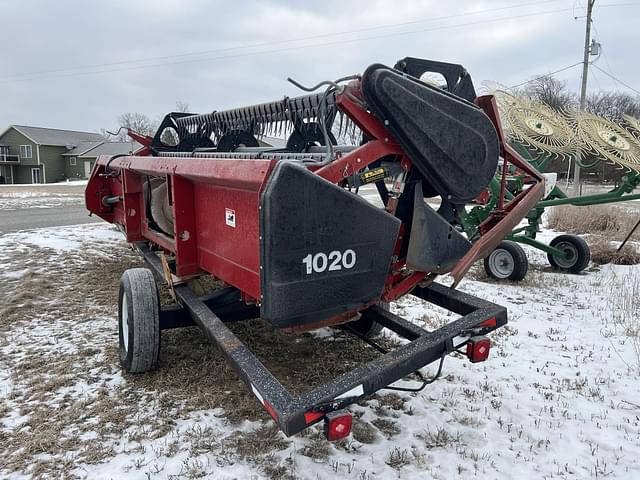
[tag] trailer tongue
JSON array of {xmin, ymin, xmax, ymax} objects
[{"xmin": 86, "ymin": 57, "xmax": 544, "ymax": 439}]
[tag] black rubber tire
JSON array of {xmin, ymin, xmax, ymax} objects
[
  {"xmin": 483, "ymin": 240, "xmax": 529, "ymax": 281},
  {"xmin": 118, "ymin": 268, "xmax": 161, "ymax": 373},
  {"xmin": 348, "ymin": 302, "xmax": 389, "ymax": 338},
  {"xmin": 547, "ymin": 234, "xmax": 591, "ymax": 273}
]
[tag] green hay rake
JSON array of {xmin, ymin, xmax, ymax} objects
[{"xmin": 463, "ymin": 92, "xmax": 640, "ymax": 281}]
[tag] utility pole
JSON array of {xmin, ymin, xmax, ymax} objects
[{"xmin": 573, "ymin": 0, "xmax": 595, "ymax": 191}]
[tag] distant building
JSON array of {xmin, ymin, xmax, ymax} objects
[{"xmin": 0, "ymin": 125, "xmax": 142, "ymax": 184}]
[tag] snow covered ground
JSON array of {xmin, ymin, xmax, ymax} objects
[{"xmin": 1, "ymin": 222, "xmax": 640, "ymax": 479}]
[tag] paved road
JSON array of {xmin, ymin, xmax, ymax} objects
[{"xmin": 0, "ymin": 204, "xmax": 101, "ymax": 235}]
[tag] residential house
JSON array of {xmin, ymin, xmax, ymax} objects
[
  {"xmin": 0, "ymin": 125, "xmax": 142, "ymax": 184},
  {"xmin": 62, "ymin": 140, "xmax": 143, "ymax": 180}
]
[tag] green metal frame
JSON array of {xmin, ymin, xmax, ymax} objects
[{"xmin": 461, "ymin": 141, "xmax": 640, "ymax": 264}]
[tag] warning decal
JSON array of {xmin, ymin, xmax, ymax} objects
[
  {"xmin": 359, "ymin": 167, "xmax": 386, "ymax": 185},
  {"xmin": 225, "ymin": 208, "xmax": 236, "ymax": 228}
]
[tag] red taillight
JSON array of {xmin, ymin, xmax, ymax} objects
[
  {"xmin": 466, "ymin": 336, "xmax": 491, "ymax": 363},
  {"xmin": 324, "ymin": 411, "xmax": 353, "ymax": 441}
]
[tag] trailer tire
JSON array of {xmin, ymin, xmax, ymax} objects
[
  {"xmin": 547, "ymin": 234, "xmax": 590, "ymax": 273},
  {"xmin": 118, "ymin": 268, "xmax": 160, "ymax": 373},
  {"xmin": 349, "ymin": 302, "xmax": 389, "ymax": 338},
  {"xmin": 484, "ymin": 240, "xmax": 528, "ymax": 281}
]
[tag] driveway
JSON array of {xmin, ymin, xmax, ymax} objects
[{"xmin": 0, "ymin": 182, "xmax": 101, "ymax": 234}]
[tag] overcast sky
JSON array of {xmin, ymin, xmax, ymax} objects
[{"xmin": 0, "ymin": 0, "xmax": 637, "ymax": 134}]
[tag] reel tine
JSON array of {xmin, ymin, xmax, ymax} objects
[
  {"xmin": 234, "ymin": 109, "xmax": 241, "ymax": 133},
  {"xmin": 247, "ymin": 106, "xmax": 256, "ymax": 132},
  {"xmin": 285, "ymin": 97, "xmax": 292, "ymax": 136},
  {"xmin": 215, "ymin": 112, "xmax": 223, "ymax": 136},
  {"xmin": 267, "ymin": 103, "xmax": 275, "ymax": 136},
  {"xmin": 259, "ymin": 104, "xmax": 267, "ymax": 130}
]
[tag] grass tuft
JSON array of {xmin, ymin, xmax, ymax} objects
[
  {"xmin": 590, "ymin": 238, "xmax": 640, "ymax": 265},
  {"xmin": 547, "ymin": 205, "xmax": 639, "ymax": 239}
]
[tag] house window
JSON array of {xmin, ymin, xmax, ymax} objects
[
  {"xmin": 20, "ymin": 145, "xmax": 32, "ymax": 159},
  {"xmin": 69, "ymin": 157, "xmax": 77, "ymax": 166}
]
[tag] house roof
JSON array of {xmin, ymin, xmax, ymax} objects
[
  {"xmin": 62, "ymin": 140, "xmax": 144, "ymax": 157},
  {"xmin": 63, "ymin": 140, "xmax": 103, "ymax": 156},
  {"xmin": 80, "ymin": 141, "xmax": 143, "ymax": 157},
  {"xmin": 10, "ymin": 125, "xmax": 104, "ymax": 146}
]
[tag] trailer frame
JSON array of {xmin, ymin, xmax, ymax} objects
[{"xmin": 135, "ymin": 241, "xmax": 507, "ymax": 438}]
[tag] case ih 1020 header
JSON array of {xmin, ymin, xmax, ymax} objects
[{"xmin": 86, "ymin": 58, "xmax": 544, "ymax": 440}]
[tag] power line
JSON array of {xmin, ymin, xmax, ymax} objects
[
  {"xmin": 598, "ymin": 2, "xmax": 640, "ymax": 6},
  {"xmin": 0, "ymin": 6, "xmax": 578, "ymax": 84},
  {"xmin": 591, "ymin": 64, "xmax": 640, "ymax": 95},
  {"xmin": 589, "ymin": 62, "xmax": 604, "ymax": 90},
  {"xmin": 590, "ymin": 22, "xmax": 614, "ymax": 74},
  {"xmin": 0, "ymin": 0, "xmax": 564, "ymax": 82},
  {"xmin": 509, "ymin": 62, "xmax": 583, "ymax": 88}
]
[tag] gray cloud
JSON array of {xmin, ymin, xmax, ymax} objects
[{"xmin": 0, "ymin": 0, "xmax": 636, "ymax": 133}]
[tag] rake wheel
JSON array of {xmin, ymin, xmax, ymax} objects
[
  {"xmin": 574, "ymin": 111, "xmax": 640, "ymax": 172},
  {"xmin": 502, "ymin": 99, "xmax": 575, "ymax": 160},
  {"xmin": 623, "ymin": 114, "xmax": 640, "ymax": 141}
]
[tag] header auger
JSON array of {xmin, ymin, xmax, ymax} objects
[{"xmin": 86, "ymin": 57, "xmax": 543, "ymax": 439}]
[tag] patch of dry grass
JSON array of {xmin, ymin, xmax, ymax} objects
[
  {"xmin": 377, "ymin": 393, "xmax": 406, "ymax": 411},
  {"xmin": 351, "ymin": 420, "xmax": 379, "ymax": 444},
  {"xmin": 606, "ymin": 271, "xmax": 640, "ymax": 373},
  {"xmin": 417, "ymin": 427, "xmax": 463, "ymax": 449},
  {"xmin": 371, "ymin": 418, "xmax": 400, "ymax": 439},
  {"xmin": 227, "ymin": 424, "xmax": 289, "ymax": 459},
  {"xmin": 385, "ymin": 447, "xmax": 410, "ymax": 469},
  {"xmin": 299, "ymin": 428, "xmax": 332, "ymax": 461},
  {"xmin": 547, "ymin": 204, "xmax": 639, "ymax": 241},
  {"xmin": 547, "ymin": 204, "xmax": 640, "ymax": 265},
  {"xmin": 590, "ymin": 238, "xmax": 640, "ymax": 265}
]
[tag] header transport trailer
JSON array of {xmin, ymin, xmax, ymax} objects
[{"xmin": 85, "ymin": 58, "xmax": 544, "ymax": 440}]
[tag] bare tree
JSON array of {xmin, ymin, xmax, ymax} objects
[
  {"xmin": 520, "ymin": 76, "xmax": 578, "ymax": 112},
  {"xmin": 174, "ymin": 101, "xmax": 190, "ymax": 113},
  {"xmin": 113, "ymin": 112, "xmax": 158, "ymax": 141},
  {"xmin": 99, "ymin": 128, "xmax": 112, "ymax": 140},
  {"xmin": 586, "ymin": 91, "xmax": 640, "ymax": 121}
]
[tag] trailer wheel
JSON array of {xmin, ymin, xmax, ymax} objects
[
  {"xmin": 484, "ymin": 241, "xmax": 529, "ymax": 281},
  {"xmin": 547, "ymin": 234, "xmax": 590, "ymax": 273},
  {"xmin": 118, "ymin": 268, "xmax": 160, "ymax": 373},
  {"xmin": 349, "ymin": 302, "xmax": 389, "ymax": 338}
]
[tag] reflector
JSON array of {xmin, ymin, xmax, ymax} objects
[
  {"xmin": 478, "ymin": 317, "xmax": 497, "ymax": 328},
  {"xmin": 466, "ymin": 336, "xmax": 491, "ymax": 363}
]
